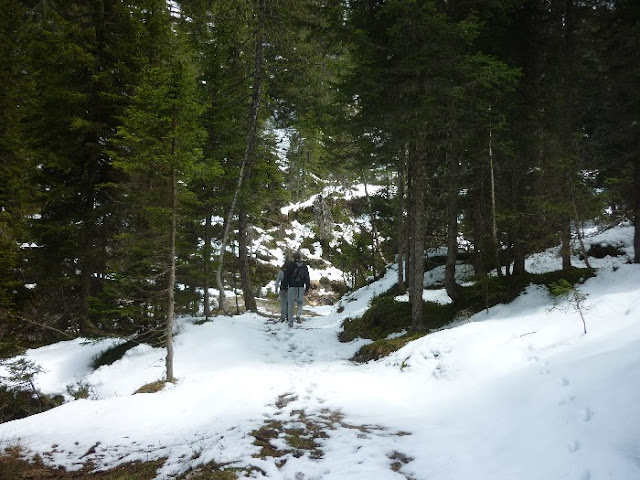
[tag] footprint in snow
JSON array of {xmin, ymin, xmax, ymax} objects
[
  {"xmin": 559, "ymin": 394, "xmax": 576, "ymax": 406},
  {"xmin": 582, "ymin": 407, "xmax": 594, "ymax": 422},
  {"xmin": 567, "ymin": 439, "xmax": 581, "ymax": 453}
]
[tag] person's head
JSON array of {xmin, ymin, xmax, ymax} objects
[{"xmin": 293, "ymin": 251, "xmax": 302, "ymax": 262}]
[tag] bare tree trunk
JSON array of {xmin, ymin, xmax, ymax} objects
[
  {"xmin": 406, "ymin": 162, "xmax": 415, "ymax": 299},
  {"xmin": 512, "ymin": 231, "xmax": 526, "ymax": 275},
  {"xmin": 238, "ymin": 210, "xmax": 257, "ymax": 311},
  {"xmin": 489, "ymin": 125, "xmax": 502, "ymax": 277},
  {"xmin": 166, "ymin": 167, "xmax": 177, "ymax": 383},
  {"xmin": 409, "ymin": 140, "xmax": 426, "ymax": 331},
  {"xmin": 215, "ymin": 0, "xmax": 265, "ymax": 311},
  {"xmin": 444, "ymin": 151, "xmax": 461, "ymax": 303},
  {"xmin": 569, "ymin": 180, "xmax": 591, "ymax": 269},
  {"xmin": 396, "ymin": 153, "xmax": 406, "ymax": 293},
  {"xmin": 203, "ymin": 212, "xmax": 211, "ymax": 320},
  {"xmin": 561, "ymin": 219, "xmax": 572, "ymax": 270}
]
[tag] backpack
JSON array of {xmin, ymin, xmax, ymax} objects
[{"xmin": 290, "ymin": 263, "xmax": 305, "ymax": 287}]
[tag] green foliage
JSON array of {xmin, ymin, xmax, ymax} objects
[
  {"xmin": 92, "ymin": 341, "xmax": 138, "ymax": 370},
  {"xmin": 98, "ymin": 6, "xmax": 207, "ymax": 331},
  {"xmin": 549, "ymin": 279, "xmax": 590, "ymax": 334},
  {"xmin": 0, "ymin": 0, "xmax": 636, "ymax": 348},
  {"xmin": 0, "ymin": 387, "xmax": 64, "ymax": 425},
  {"xmin": 344, "ymin": 267, "xmax": 595, "ymax": 362},
  {"xmin": 0, "ymin": 358, "xmax": 64, "ymax": 424},
  {"xmin": 66, "ymin": 381, "xmax": 94, "ymax": 400},
  {"xmin": 352, "ymin": 332, "xmax": 426, "ymax": 364},
  {"xmin": 339, "ymin": 296, "xmax": 412, "ymax": 343},
  {"xmin": 0, "ymin": 2, "xmax": 35, "ymax": 331},
  {"xmin": 459, "ymin": 268, "xmax": 594, "ymax": 313}
]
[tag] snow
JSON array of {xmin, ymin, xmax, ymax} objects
[
  {"xmin": 280, "ymin": 183, "xmax": 386, "ymax": 216},
  {"xmin": 1, "ymin": 225, "xmax": 639, "ymax": 479}
]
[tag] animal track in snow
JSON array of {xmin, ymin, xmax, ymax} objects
[
  {"xmin": 581, "ymin": 407, "xmax": 594, "ymax": 422},
  {"xmin": 567, "ymin": 439, "xmax": 581, "ymax": 453}
]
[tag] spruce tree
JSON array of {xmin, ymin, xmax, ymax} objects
[
  {"xmin": 0, "ymin": 1, "xmax": 35, "ymax": 346},
  {"xmin": 16, "ymin": 1, "xmax": 149, "ymax": 338},
  {"xmin": 344, "ymin": 0, "xmax": 519, "ymax": 327},
  {"xmin": 596, "ymin": 0, "xmax": 640, "ymax": 262},
  {"xmin": 108, "ymin": 4, "xmax": 205, "ymax": 382}
]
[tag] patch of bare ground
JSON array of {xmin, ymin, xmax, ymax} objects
[
  {"xmin": 0, "ymin": 445, "xmax": 165, "ymax": 480},
  {"xmin": 245, "ymin": 393, "xmax": 414, "ymax": 478}
]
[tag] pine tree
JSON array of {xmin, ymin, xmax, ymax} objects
[
  {"xmin": 0, "ymin": 1, "xmax": 35, "ymax": 346},
  {"xmin": 108, "ymin": 4, "xmax": 205, "ymax": 382},
  {"xmin": 16, "ymin": 1, "xmax": 150, "ymax": 338},
  {"xmin": 344, "ymin": 0, "xmax": 519, "ymax": 328},
  {"xmin": 595, "ymin": 1, "xmax": 640, "ymax": 262}
]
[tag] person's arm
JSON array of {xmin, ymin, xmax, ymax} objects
[
  {"xmin": 282, "ymin": 265, "xmax": 291, "ymax": 289},
  {"xmin": 304, "ymin": 266, "xmax": 311, "ymax": 293}
]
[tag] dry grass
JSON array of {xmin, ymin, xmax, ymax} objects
[
  {"xmin": 0, "ymin": 445, "xmax": 164, "ymax": 479},
  {"xmin": 133, "ymin": 380, "xmax": 167, "ymax": 395}
]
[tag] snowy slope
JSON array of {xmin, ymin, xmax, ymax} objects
[{"xmin": 0, "ymin": 224, "xmax": 638, "ymax": 480}]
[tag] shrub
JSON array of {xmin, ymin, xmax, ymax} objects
[
  {"xmin": 134, "ymin": 380, "xmax": 167, "ymax": 394},
  {"xmin": 0, "ymin": 358, "xmax": 64, "ymax": 423},
  {"xmin": 352, "ymin": 332, "xmax": 426, "ymax": 363},
  {"xmin": 343, "ymin": 267, "xmax": 595, "ymax": 362},
  {"xmin": 339, "ymin": 296, "xmax": 412, "ymax": 343}
]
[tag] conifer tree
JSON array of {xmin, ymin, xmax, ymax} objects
[
  {"xmin": 344, "ymin": 0, "xmax": 519, "ymax": 327},
  {"xmin": 108, "ymin": 3, "xmax": 205, "ymax": 382},
  {"xmin": 15, "ymin": 1, "xmax": 150, "ymax": 338},
  {"xmin": 595, "ymin": 0, "xmax": 640, "ymax": 262},
  {"xmin": 0, "ymin": 1, "xmax": 34, "ymax": 342}
]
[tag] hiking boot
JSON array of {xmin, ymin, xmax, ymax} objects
[{"xmin": 296, "ymin": 316, "xmax": 302, "ymax": 324}]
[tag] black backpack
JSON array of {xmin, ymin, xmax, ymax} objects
[{"xmin": 290, "ymin": 263, "xmax": 305, "ymax": 287}]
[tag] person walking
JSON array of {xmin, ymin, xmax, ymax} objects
[
  {"xmin": 274, "ymin": 261, "xmax": 289, "ymax": 323},
  {"xmin": 283, "ymin": 251, "xmax": 310, "ymax": 327}
]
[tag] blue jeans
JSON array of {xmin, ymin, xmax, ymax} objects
[
  {"xmin": 279, "ymin": 290, "xmax": 288, "ymax": 321},
  {"xmin": 287, "ymin": 287, "xmax": 305, "ymax": 325}
]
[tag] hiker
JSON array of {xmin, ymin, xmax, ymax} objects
[
  {"xmin": 274, "ymin": 260, "xmax": 289, "ymax": 323},
  {"xmin": 283, "ymin": 251, "xmax": 310, "ymax": 327}
]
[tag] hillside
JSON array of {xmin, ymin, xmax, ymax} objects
[{"xmin": 0, "ymin": 224, "xmax": 638, "ymax": 480}]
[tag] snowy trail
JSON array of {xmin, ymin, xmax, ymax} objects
[{"xmin": 249, "ymin": 316, "xmax": 416, "ymax": 480}]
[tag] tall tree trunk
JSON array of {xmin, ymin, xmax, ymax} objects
[
  {"xmin": 203, "ymin": 211, "xmax": 211, "ymax": 320},
  {"xmin": 409, "ymin": 140, "xmax": 427, "ymax": 331},
  {"xmin": 238, "ymin": 210, "xmax": 257, "ymax": 311},
  {"xmin": 406, "ymin": 161, "xmax": 415, "ymax": 299},
  {"xmin": 489, "ymin": 126, "xmax": 502, "ymax": 277},
  {"xmin": 79, "ymin": 0, "xmax": 109, "ymax": 335},
  {"xmin": 396, "ymin": 153, "xmax": 406, "ymax": 293},
  {"xmin": 444, "ymin": 151, "xmax": 461, "ymax": 303},
  {"xmin": 215, "ymin": 0, "xmax": 265, "ymax": 311},
  {"xmin": 569, "ymin": 176, "xmax": 591, "ymax": 269},
  {"xmin": 561, "ymin": 219, "xmax": 572, "ymax": 270},
  {"xmin": 512, "ymin": 226, "xmax": 526, "ymax": 276},
  {"xmin": 166, "ymin": 167, "xmax": 177, "ymax": 383}
]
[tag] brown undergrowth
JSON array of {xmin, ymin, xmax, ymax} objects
[
  {"xmin": 0, "ymin": 445, "xmax": 165, "ymax": 479},
  {"xmin": 243, "ymin": 393, "xmax": 415, "ymax": 479}
]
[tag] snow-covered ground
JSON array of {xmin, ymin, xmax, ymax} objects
[{"xmin": 1, "ymin": 224, "xmax": 639, "ymax": 480}]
